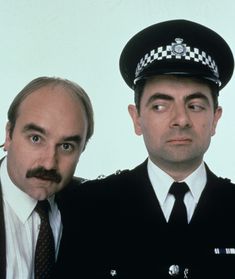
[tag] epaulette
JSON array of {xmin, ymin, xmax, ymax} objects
[
  {"xmin": 218, "ymin": 176, "xmax": 232, "ymax": 183},
  {"xmin": 80, "ymin": 169, "xmax": 130, "ymax": 185},
  {"xmin": 96, "ymin": 174, "xmax": 106, "ymax": 180},
  {"xmin": 114, "ymin": 169, "xmax": 126, "ymax": 175},
  {"xmin": 96, "ymin": 169, "xmax": 129, "ymax": 180},
  {"xmin": 80, "ymin": 178, "xmax": 89, "ymax": 184}
]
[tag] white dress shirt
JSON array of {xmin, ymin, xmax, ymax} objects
[
  {"xmin": 147, "ymin": 158, "xmax": 207, "ymax": 223},
  {"xmin": 0, "ymin": 157, "xmax": 62, "ymax": 279}
]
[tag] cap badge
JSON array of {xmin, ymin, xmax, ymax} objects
[
  {"xmin": 169, "ymin": 264, "xmax": 180, "ymax": 276},
  {"xmin": 110, "ymin": 269, "xmax": 117, "ymax": 276},
  {"xmin": 172, "ymin": 38, "xmax": 186, "ymax": 56}
]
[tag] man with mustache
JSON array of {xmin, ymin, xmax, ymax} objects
[
  {"xmin": 0, "ymin": 76, "xmax": 94, "ymax": 278},
  {"xmin": 59, "ymin": 20, "xmax": 235, "ymax": 278}
]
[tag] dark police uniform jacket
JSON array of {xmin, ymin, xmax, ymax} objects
[{"xmin": 56, "ymin": 160, "xmax": 235, "ymax": 279}]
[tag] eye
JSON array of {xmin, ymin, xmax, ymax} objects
[
  {"xmin": 152, "ymin": 103, "xmax": 166, "ymax": 111},
  {"xmin": 188, "ymin": 103, "xmax": 206, "ymax": 111},
  {"xmin": 61, "ymin": 143, "xmax": 74, "ymax": 152},
  {"xmin": 30, "ymin": 135, "xmax": 41, "ymax": 144}
]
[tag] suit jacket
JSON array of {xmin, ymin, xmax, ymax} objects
[
  {"xmin": 0, "ymin": 157, "xmax": 83, "ymax": 278},
  {"xmin": 55, "ymin": 160, "xmax": 235, "ymax": 279}
]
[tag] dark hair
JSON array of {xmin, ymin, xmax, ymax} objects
[
  {"xmin": 134, "ymin": 76, "xmax": 219, "ymax": 113},
  {"xmin": 7, "ymin": 76, "xmax": 94, "ymax": 146}
]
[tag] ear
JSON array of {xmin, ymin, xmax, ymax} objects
[
  {"xmin": 128, "ymin": 104, "xmax": 143, "ymax": 136},
  {"xmin": 211, "ymin": 106, "xmax": 222, "ymax": 136},
  {"xmin": 4, "ymin": 122, "xmax": 12, "ymax": 151}
]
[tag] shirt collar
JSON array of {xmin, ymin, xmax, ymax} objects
[
  {"xmin": 147, "ymin": 158, "xmax": 207, "ymax": 206},
  {"xmin": 0, "ymin": 157, "xmax": 55, "ymax": 224}
]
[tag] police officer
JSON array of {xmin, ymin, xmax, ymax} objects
[{"xmin": 57, "ymin": 19, "xmax": 235, "ymax": 279}]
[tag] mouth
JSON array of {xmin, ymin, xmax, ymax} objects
[
  {"xmin": 31, "ymin": 175, "xmax": 61, "ymax": 184},
  {"xmin": 167, "ymin": 138, "xmax": 192, "ymax": 145},
  {"xmin": 33, "ymin": 175, "xmax": 57, "ymax": 182}
]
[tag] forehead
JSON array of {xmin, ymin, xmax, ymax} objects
[
  {"xmin": 21, "ymin": 84, "xmax": 81, "ymax": 104},
  {"xmin": 142, "ymin": 75, "xmax": 212, "ymax": 98},
  {"xmin": 19, "ymin": 84, "xmax": 83, "ymax": 110},
  {"xmin": 16, "ymin": 85, "xmax": 87, "ymax": 133}
]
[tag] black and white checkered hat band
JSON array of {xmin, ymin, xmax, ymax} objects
[{"xmin": 135, "ymin": 39, "xmax": 219, "ymax": 80}]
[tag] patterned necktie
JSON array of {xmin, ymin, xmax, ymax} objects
[
  {"xmin": 34, "ymin": 200, "xmax": 55, "ymax": 279},
  {"xmin": 168, "ymin": 182, "xmax": 189, "ymax": 225}
]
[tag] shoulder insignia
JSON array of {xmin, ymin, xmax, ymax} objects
[
  {"xmin": 115, "ymin": 169, "xmax": 129, "ymax": 175},
  {"xmin": 96, "ymin": 174, "xmax": 106, "ymax": 180},
  {"xmin": 219, "ymin": 176, "xmax": 232, "ymax": 183},
  {"xmin": 94, "ymin": 169, "xmax": 130, "ymax": 180},
  {"xmin": 80, "ymin": 178, "xmax": 89, "ymax": 184}
]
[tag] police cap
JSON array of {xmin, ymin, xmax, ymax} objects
[{"xmin": 119, "ymin": 19, "xmax": 234, "ymax": 90}]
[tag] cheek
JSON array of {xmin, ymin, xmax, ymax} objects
[
  {"xmin": 59, "ymin": 157, "xmax": 78, "ymax": 176},
  {"xmin": 141, "ymin": 124, "xmax": 161, "ymax": 147},
  {"xmin": 201, "ymin": 122, "xmax": 215, "ymax": 137},
  {"xmin": 6, "ymin": 150, "xmax": 28, "ymax": 186},
  {"xmin": 141, "ymin": 117, "xmax": 164, "ymax": 136}
]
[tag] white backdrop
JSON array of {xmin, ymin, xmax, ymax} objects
[{"xmin": 0, "ymin": 0, "xmax": 235, "ymax": 181}]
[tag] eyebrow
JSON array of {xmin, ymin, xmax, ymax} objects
[
  {"xmin": 145, "ymin": 92, "xmax": 211, "ymax": 107},
  {"xmin": 146, "ymin": 93, "xmax": 173, "ymax": 107},
  {"xmin": 22, "ymin": 123, "xmax": 46, "ymax": 134},
  {"xmin": 184, "ymin": 92, "xmax": 210, "ymax": 105},
  {"xmin": 22, "ymin": 123, "xmax": 82, "ymax": 143},
  {"xmin": 62, "ymin": 135, "xmax": 82, "ymax": 144}
]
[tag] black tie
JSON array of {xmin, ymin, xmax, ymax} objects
[
  {"xmin": 168, "ymin": 182, "xmax": 189, "ymax": 225},
  {"xmin": 34, "ymin": 200, "xmax": 55, "ymax": 279}
]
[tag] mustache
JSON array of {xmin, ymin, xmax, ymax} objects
[{"xmin": 26, "ymin": 167, "xmax": 62, "ymax": 183}]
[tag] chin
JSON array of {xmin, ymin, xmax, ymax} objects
[{"xmin": 29, "ymin": 189, "xmax": 52, "ymax": 201}]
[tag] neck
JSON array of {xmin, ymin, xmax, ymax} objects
[{"xmin": 150, "ymin": 157, "xmax": 203, "ymax": 181}]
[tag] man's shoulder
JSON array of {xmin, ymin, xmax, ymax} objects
[
  {"xmin": 82, "ymin": 161, "xmax": 148, "ymax": 192},
  {"xmin": 206, "ymin": 164, "xmax": 235, "ymax": 188},
  {"xmin": 57, "ymin": 164, "xmax": 140, "ymax": 202},
  {"xmin": 86, "ymin": 169, "xmax": 131, "ymax": 185},
  {"xmin": 56, "ymin": 177, "xmax": 85, "ymax": 201},
  {"xmin": 69, "ymin": 176, "xmax": 87, "ymax": 187},
  {"xmin": 214, "ymin": 176, "xmax": 235, "ymax": 194},
  {"xmin": 207, "ymin": 168, "xmax": 235, "ymax": 200},
  {"xmin": 77, "ymin": 169, "xmax": 132, "ymax": 198}
]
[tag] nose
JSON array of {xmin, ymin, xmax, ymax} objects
[
  {"xmin": 170, "ymin": 106, "xmax": 192, "ymax": 128},
  {"xmin": 39, "ymin": 146, "xmax": 58, "ymax": 170}
]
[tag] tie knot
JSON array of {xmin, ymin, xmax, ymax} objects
[
  {"xmin": 169, "ymin": 182, "xmax": 189, "ymax": 200},
  {"xmin": 35, "ymin": 200, "xmax": 50, "ymax": 218}
]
